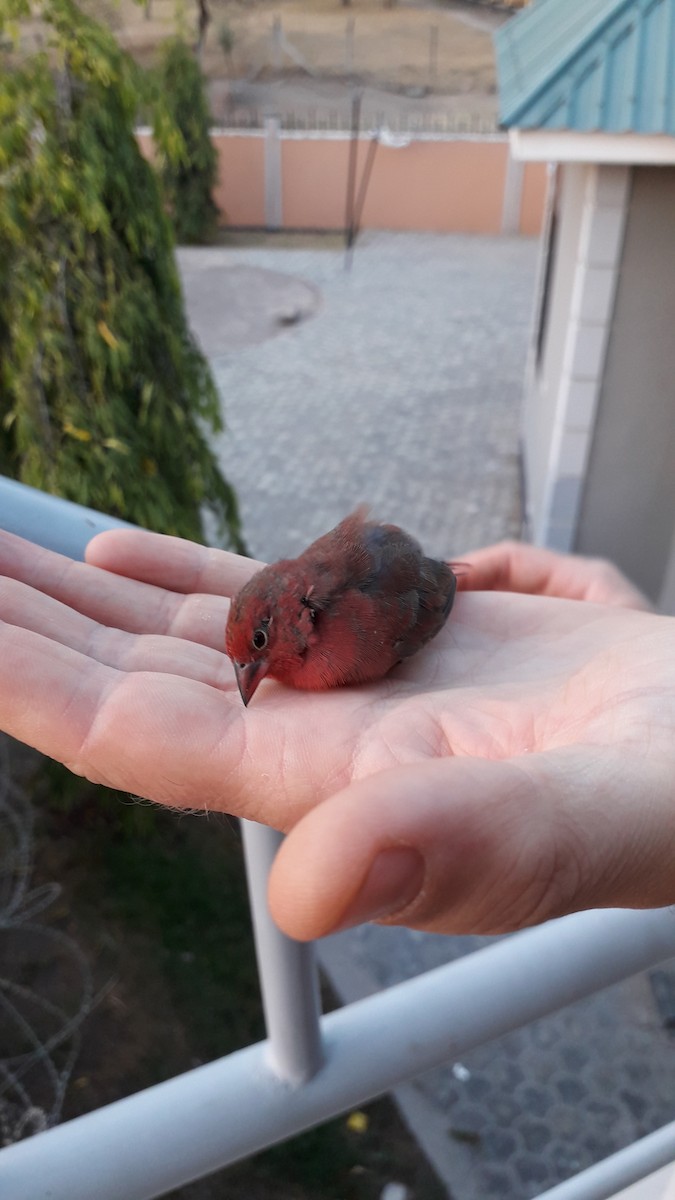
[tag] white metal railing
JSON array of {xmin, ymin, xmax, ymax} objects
[{"xmin": 2, "ymin": 477, "xmax": 675, "ymax": 1200}]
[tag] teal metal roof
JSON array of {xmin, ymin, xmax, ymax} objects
[{"xmin": 496, "ymin": 0, "xmax": 675, "ymax": 134}]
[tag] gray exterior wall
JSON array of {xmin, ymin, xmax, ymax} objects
[{"xmin": 575, "ymin": 166, "xmax": 675, "ymax": 603}]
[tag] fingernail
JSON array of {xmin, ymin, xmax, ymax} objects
[{"xmin": 334, "ymin": 847, "xmax": 425, "ymax": 932}]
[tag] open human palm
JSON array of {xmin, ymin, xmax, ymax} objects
[{"xmin": 0, "ymin": 527, "xmax": 673, "ymax": 940}]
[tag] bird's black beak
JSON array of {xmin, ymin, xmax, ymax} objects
[{"xmin": 234, "ymin": 660, "xmax": 269, "ymax": 706}]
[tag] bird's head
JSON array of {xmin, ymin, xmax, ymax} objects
[{"xmin": 225, "ymin": 563, "xmax": 319, "ymax": 704}]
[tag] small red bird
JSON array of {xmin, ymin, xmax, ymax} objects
[{"xmin": 225, "ymin": 509, "xmax": 457, "ymax": 705}]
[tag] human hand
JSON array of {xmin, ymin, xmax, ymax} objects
[{"xmin": 0, "ymin": 529, "xmax": 673, "ymax": 943}]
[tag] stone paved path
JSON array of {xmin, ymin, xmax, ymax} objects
[
  {"xmin": 178, "ymin": 232, "xmax": 675, "ymax": 1200},
  {"xmin": 180, "ymin": 231, "xmax": 534, "ymax": 564}
]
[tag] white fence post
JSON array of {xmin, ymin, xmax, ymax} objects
[{"xmin": 264, "ymin": 115, "xmax": 283, "ymax": 230}]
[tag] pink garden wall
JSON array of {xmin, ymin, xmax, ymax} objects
[{"xmin": 138, "ymin": 129, "xmax": 548, "ymax": 236}]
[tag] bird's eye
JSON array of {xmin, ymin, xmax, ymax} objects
[
  {"xmin": 301, "ymin": 596, "xmax": 316, "ymax": 621},
  {"xmin": 252, "ymin": 627, "xmax": 268, "ymax": 651}
]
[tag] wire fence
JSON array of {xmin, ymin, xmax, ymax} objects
[
  {"xmin": 219, "ymin": 107, "xmax": 500, "ymax": 135},
  {"xmin": 0, "ymin": 739, "xmax": 94, "ymax": 1148},
  {"xmin": 220, "ymin": 13, "xmax": 497, "ymax": 97}
]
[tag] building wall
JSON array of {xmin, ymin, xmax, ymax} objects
[
  {"xmin": 214, "ymin": 135, "xmax": 267, "ymax": 227},
  {"xmin": 137, "ymin": 129, "xmax": 548, "ymax": 235},
  {"xmin": 576, "ymin": 166, "xmax": 675, "ymax": 602},
  {"xmin": 279, "ymin": 137, "xmax": 513, "ymax": 234},
  {"xmin": 521, "ymin": 163, "xmax": 588, "ymax": 535}
]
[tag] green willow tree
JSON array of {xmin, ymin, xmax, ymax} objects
[
  {"xmin": 0, "ymin": 0, "xmax": 243, "ymax": 549},
  {"xmin": 155, "ymin": 37, "xmax": 219, "ymax": 244}
]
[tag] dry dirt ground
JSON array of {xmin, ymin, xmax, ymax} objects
[{"xmin": 89, "ymin": 0, "xmax": 509, "ymax": 125}]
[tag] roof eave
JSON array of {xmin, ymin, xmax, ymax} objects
[{"xmin": 509, "ymin": 128, "xmax": 675, "ymax": 164}]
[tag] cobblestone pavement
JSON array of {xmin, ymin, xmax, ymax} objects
[
  {"xmin": 178, "ymin": 233, "xmax": 675, "ymax": 1200},
  {"xmin": 181, "ymin": 231, "xmax": 533, "ymax": 564}
]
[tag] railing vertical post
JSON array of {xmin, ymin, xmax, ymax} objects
[{"xmin": 240, "ymin": 820, "xmax": 324, "ymax": 1085}]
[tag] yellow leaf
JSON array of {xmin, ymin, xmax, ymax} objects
[
  {"xmin": 346, "ymin": 1111, "xmax": 368, "ymax": 1134},
  {"xmin": 97, "ymin": 320, "xmax": 119, "ymax": 350},
  {"xmin": 63, "ymin": 422, "xmax": 92, "ymax": 443},
  {"xmin": 102, "ymin": 437, "xmax": 129, "ymax": 454},
  {"xmin": 142, "ymin": 457, "xmax": 158, "ymax": 476}
]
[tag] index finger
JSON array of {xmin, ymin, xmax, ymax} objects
[{"xmin": 87, "ymin": 529, "xmax": 263, "ymax": 597}]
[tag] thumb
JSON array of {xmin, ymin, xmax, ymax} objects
[{"xmin": 268, "ymin": 752, "xmax": 669, "ymax": 941}]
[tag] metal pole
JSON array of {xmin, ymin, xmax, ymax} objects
[
  {"xmin": 351, "ymin": 133, "xmax": 380, "ymax": 243},
  {"xmin": 344, "ymin": 90, "xmax": 362, "ymax": 270},
  {"xmin": 240, "ymin": 820, "xmax": 323, "ymax": 1085},
  {"xmin": 4, "ymin": 908, "xmax": 675, "ymax": 1200},
  {"xmin": 534, "ymin": 1119, "xmax": 675, "ymax": 1200}
]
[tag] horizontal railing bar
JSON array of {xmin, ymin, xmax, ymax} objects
[
  {"xmin": 535, "ymin": 1118, "xmax": 675, "ymax": 1200},
  {"xmin": 0, "ymin": 476, "xmax": 132, "ymax": 560},
  {"xmin": 3, "ymin": 906, "xmax": 675, "ymax": 1200},
  {"xmin": 240, "ymin": 820, "xmax": 323, "ymax": 1084}
]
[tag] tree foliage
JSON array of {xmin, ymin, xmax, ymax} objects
[
  {"xmin": 155, "ymin": 37, "xmax": 219, "ymax": 245},
  {"xmin": 0, "ymin": 0, "xmax": 243, "ymax": 549}
]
